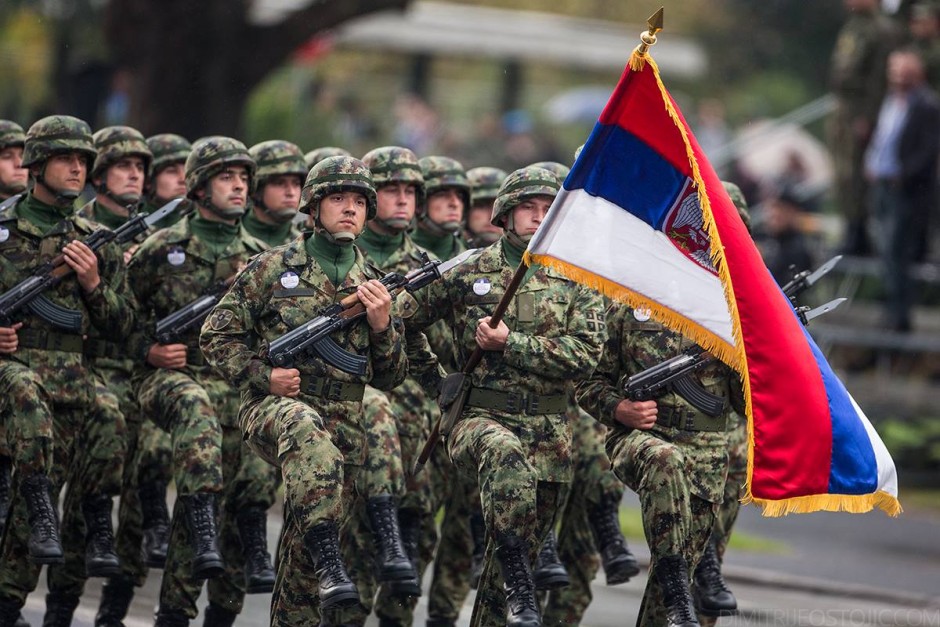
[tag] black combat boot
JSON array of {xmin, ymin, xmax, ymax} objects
[
  {"xmin": 532, "ymin": 530, "xmax": 569, "ymax": 591},
  {"xmin": 181, "ymin": 493, "xmax": 224, "ymax": 579},
  {"xmin": 384, "ymin": 508, "xmax": 421, "ymax": 598},
  {"xmin": 95, "ymin": 576, "xmax": 135, "ymax": 627},
  {"xmin": 139, "ymin": 479, "xmax": 170, "ymax": 568},
  {"xmin": 202, "ymin": 603, "xmax": 237, "ymax": 627},
  {"xmin": 426, "ymin": 618, "xmax": 457, "ymax": 627},
  {"xmin": 366, "ymin": 496, "xmax": 416, "ymax": 582},
  {"xmin": 41, "ymin": 591, "xmax": 79, "ymax": 627},
  {"xmin": 692, "ymin": 541, "xmax": 738, "ymax": 616},
  {"xmin": 302, "ymin": 521, "xmax": 360, "ymax": 610},
  {"xmin": 0, "ymin": 597, "xmax": 24, "ymax": 627},
  {"xmin": 589, "ymin": 496, "xmax": 640, "ymax": 585},
  {"xmin": 236, "ymin": 505, "xmax": 276, "ymax": 594},
  {"xmin": 0, "ymin": 456, "xmax": 12, "ymax": 529},
  {"xmin": 494, "ymin": 534, "xmax": 540, "ymax": 627},
  {"xmin": 654, "ymin": 555, "xmax": 700, "ymax": 627},
  {"xmin": 21, "ymin": 473, "xmax": 63, "ymax": 564},
  {"xmin": 153, "ymin": 608, "xmax": 189, "ymax": 627},
  {"xmin": 83, "ymin": 494, "xmax": 121, "ymax": 577},
  {"xmin": 469, "ymin": 507, "xmax": 486, "ymax": 590}
]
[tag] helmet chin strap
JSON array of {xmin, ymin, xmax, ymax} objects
[
  {"xmin": 419, "ymin": 213, "xmax": 460, "ymax": 236},
  {"xmin": 199, "ymin": 188, "xmax": 245, "ymax": 220},
  {"xmin": 253, "ymin": 194, "xmax": 297, "ymax": 225},
  {"xmin": 373, "ymin": 216, "xmax": 411, "ymax": 233},
  {"xmin": 35, "ymin": 165, "xmax": 80, "ymax": 207},
  {"xmin": 97, "ymin": 183, "xmax": 141, "ymax": 210},
  {"xmin": 313, "ymin": 208, "xmax": 358, "ymax": 245},
  {"xmin": 504, "ymin": 215, "xmax": 532, "ymax": 247}
]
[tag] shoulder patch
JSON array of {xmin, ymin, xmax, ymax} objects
[
  {"xmin": 397, "ymin": 292, "xmax": 419, "ymax": 319},
  {"xmin": 208, "ymin": 308, "xmax": 235, "ymax": 331}
]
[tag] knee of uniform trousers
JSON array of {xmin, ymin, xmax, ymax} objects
[{"xmin": 278, "ymin": 417, "xmax": 350, "ymax": 530}]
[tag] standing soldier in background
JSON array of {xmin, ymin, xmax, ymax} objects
[
  {"xmin": 0, "ymin": 120, "xmax": 27, "ymax": 533},
  {"xmin": 463, "ymin": 167, "xmax": 506, "ymax": 248},
  {"xmin": 0, "ymin": 115, "xmax": 133, "ymax": 623},
  {"xmin": 127, "ymin": 137, "xmax": 259, "ymax": 626},
  {"xmin": 200, "ymin": 156, "xmax": 408, "ymax": 626},
  {"xmin": 304, "ymin": 147, "xmax": 352, "ymax": 172},
  {"xmin": 829, "ymin": 0, "xmax": 899, "ymax": 255},
  {"xmin": 576, "ymin": 299, "xmax": 745, "ymax": 627},
  {"xmin": 43, "ymin": 125, "xmax": 154, "ymax": 626},
  {"xmin": 407, "ymin": 167, "xmax": 606, "ymax": 627},
  {"xmin": 413, "ymin": 156, "xmax": 469, "ymax": 261}
]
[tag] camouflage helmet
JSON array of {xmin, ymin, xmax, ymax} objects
[
  {"xmin": 418, "ymin": 156, "xmax": 470, "ymax": 213},
  {"xmin": 185, "ymin": 136, "xmax": 255, "ymax": 198},
  {"xmin": 249, "ymin": 140, "xmax": 307, "ymax": 187},
  {"xmin": 300, "ymin": 155, "xmax": 377, "ymax": 219},
  {"xmin": 22, "ymin": 115, "xmax": 96, "ymax": 169},
  {"xmin": 146, "ymin": 134, "xmax": 191, "ymax": 173},
  {"xmin": 528, "ymin": 161, "xmax": 570, "ymax": 181},
  {"xmin": 467, "ymin": 167, "xmax": 508, "ymax": 205},
  {"xmin": 0, "ymin": 121, "xmax": 26, "ymax": 151},
  {"xmin": 305, "ymin": 146, "xmax": 351, "ymax": 172},
  {"xmin": 722, "ymin": 181, "xmax": 752, "ymax": 234},
  {"xmin": 491, "ymin": 166, "xmax": 559, "ymax": 228},
  {"xmin": 361, "ymin": 146, "xmax": 425, "ymax": 202},
  {"xmin": 92, "ymin": 126, "xmax": 153, "ymax": 180}
]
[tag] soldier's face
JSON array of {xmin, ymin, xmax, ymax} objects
[
  {"xmin": 375, "ymin": 182, "xmax": 417, "ymax": 223},
  {"xmin": 103, "ymin": 156, "xmax": 145, "ymax": 198},
  {"xmin": 318, "ymin": 190, "xmax": 367, "ymax": 235},
  {"xmin": 467, "ymin": 201, "xmax": 501, "ymax": 237},
  {"xmin": 207, "ymin": 166, "xmax": 249, "ymax": 212},
  {"xmin": 154, "ymin": 162, "xmax": 186, "ymax": 201},
  {"xmin": 510, "ymin": 195, "xmax": 553, "ymax": 237},
  {"xmin": 41, "ymin": 152, "xmax": 87, "ymax": 194},
  {"xmin": 0, "ymin": 146, "xmax": 27, "ymax": 192},
  {"xmin": 426, "ymin": 188, "xmax": 464, "ymax": 225},
  {"xmin": 261, "ymin": 174, "xmax": 302, "ymax": 214}
]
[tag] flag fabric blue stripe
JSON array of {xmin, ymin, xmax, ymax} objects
[
  {"xmin": 565, "ymin": 123, "xmax": 687, "ymax": 230},
  {"xmin": 797, "ymin": 322, "xmax": 878, "ymax": 494}
]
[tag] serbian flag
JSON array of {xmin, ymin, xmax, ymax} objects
[{"xmin": 526, "ymin": 50, "xmax": 900, "ymax": 517}]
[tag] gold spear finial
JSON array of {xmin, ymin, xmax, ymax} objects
[{"xmin": 635, "ymin": 7, "xmax": 664, "ymax": 57}]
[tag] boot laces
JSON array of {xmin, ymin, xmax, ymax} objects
[
  {"xmin": 24, "ymin": 479, "xmax": 58, "ymax": 541},
  {"xmin": 661, "ymin": 563, "xmax": 696, "ymax": 623},
  {"xmin": 697, "ymin": 545, "xmax": 731, "ymax": 593},
  {"xmin": 503, "ymin": 547, "xmax": 538, "ymax": 613},
  {"xmin": 86, "ymin": 503, "xmax": 115, "ymax": 552},
  {"xmin": 189, "ymin": 499, "xmax": 217, "ymax": 552}
]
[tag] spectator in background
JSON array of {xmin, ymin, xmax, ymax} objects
[
  {"xmin": 756, "ymin": 188, "xmax": 815, "ymax": 287},
  {"xmin": 864, "ymin": 48, "xmax": 940, "ymax": 331}
]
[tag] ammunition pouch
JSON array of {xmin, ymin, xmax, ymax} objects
[
  {"xmin": 17, "ymin": 328, "xmax": 84, "ymax": 353},
  {"xmin": 299, "ymin": 375, "xmax": 365, "ymax": 402}
]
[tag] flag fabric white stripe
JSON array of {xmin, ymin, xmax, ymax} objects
[
  {"xmin": 531, "ymin": 188, "xmax": 735, "ymax": 345},
  {"xmin": 849, "ymin": 395, "xmax": 899, "ymax": 497}
]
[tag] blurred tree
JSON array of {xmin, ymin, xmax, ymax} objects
[{"xmin": 104, "ymin": 0, "xmax": 410, "ymax": 138}]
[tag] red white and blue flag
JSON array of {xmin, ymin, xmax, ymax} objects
[{"xmin": 526, "ymin": 51, "xmax": 900, "ymax": 516}]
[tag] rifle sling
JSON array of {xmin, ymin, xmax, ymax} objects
[{"xmin": 299, "ymin": 375, "xmax": 365, "ymax": 402}]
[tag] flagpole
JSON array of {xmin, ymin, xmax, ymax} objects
[
  {"xmin": 413, "ymin": 261, "xmax": 529, "ymax": 474},
  {"xmin": 635, "ymin": 7, "xmax": 664, "ymax": 57}
]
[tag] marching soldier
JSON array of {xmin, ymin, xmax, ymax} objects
[
  {"xmin": 413, "ymin": 156, "xmax": 470, "ymax": 261},
  {"xmin": 463, "ymin": 167, "xmax": 506, "ymax": 248},
  {"xmin": 199, "ymin": 156, "xmax": 408, "ymax": 626},
  {"xmin": 0, "ymin": 115, "xmax": 133, "ymax": 623},
  {"xmin": 576, "ymin": 302, "xmax": 745, "ymax": 626},
  {"xmin": 305, "ymin": 146, "xmax": 352, "ymax": 172},
  {"xmin": 406, "ymin": 167, "xmax": 606, "ymax": 626},
  {"xmin": 127, "ymin": 136, "xmax": 260, "ymax": 625}
]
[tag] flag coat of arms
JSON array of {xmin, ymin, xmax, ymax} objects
[{"xmin": 526, "ymin": 49, "xmax": 900, "ymax": 517}]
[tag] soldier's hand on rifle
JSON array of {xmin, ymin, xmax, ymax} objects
[
  {"xmin": 614, "ymin": 398, "xmax": 658, "ymax": 430},
  {"xmin": 0, "ymin": 322, "xmax": 23, "ymax": 354},
  {"xmin": 63, "ymin": 240, "xmax": 101, "ymax": 293},
  {"xmin": 357, "ymin": 279, "xmax": 392, "ymax": 333},
  {"xmin": 475, "ymin": 316, "xmax": 509, "ymax": 351},
  {"xmin": 270, "ymin": 367, "xmax": 301, "ymax": 397},
  {"xmin": 146, "ymin": 343, "xmax": 188, "ymax": 370}
]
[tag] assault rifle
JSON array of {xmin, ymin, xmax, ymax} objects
[
  {"xmin": 155, "ymin": 274, "xmax": 239, "ymax": 346},
  {"xmin": 0, "ymin": 199, "xmax": 183, "ymax": 332},
  {"xmin": 268, "ymin": 248, "xmax": 479, "ymax": 375},
  {"xmin": 624, "ymin": 256, "xmax": 845, "ymax": 416}
]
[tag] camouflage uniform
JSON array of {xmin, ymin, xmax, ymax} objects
[
  {"xmin": 243, "ymin": 139, "xmax": 305, "ymax": 251},
  {"xmin": 407, "ymin": 167, "xmax": 606, "ymax": 626},
  {"xmin": 44, "ymin": 126, "xmax": 155, "ymax": 621},
  {"xmin": 0, "ymin": 120, "xmax": 26, "ymax": 532},
  {"xmin": 0, "ymin": 116, "xmax": 132, "ymax": 618},
  {"xmin": 127, "ymin": 137, "xmax": 259, "ymax": 623},
  {"xmin": 199, "ymin": 156, "xmax": 409, "ymax": 627},
  {"xmin": 576, "ymin": 304, "xmax": 744, "ymax": 626},
  {"xmin": 828, "ymin": 4, "xmax": 899, "ymax": 254},
  {"xmin": 412, "ymin": 156, "xmax": 469, "ymax": 261}
]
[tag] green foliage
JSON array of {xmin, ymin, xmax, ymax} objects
[
  {"xmin": 879, "ymin": 417, "xmax": 940, "ymax": 471},
  {"xmin": 0, "ymin": 8, "xmax": 52, "ymax": 120}
]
